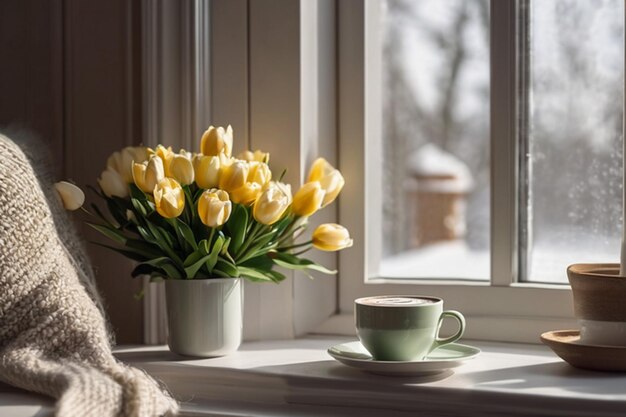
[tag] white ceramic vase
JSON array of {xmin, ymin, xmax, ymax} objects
[{"xmin": 164, "ymin": 278, "xmax": 243, "ymax": 357}]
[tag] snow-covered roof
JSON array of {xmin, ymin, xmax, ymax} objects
[{"xmin": 407, "ymin": 144, "xmax": 474, "ymax": 193}]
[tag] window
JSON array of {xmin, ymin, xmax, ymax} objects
[
  {"xmin": 376, "ymin": 0, "xmax": 624, "ymax": 285},
  {"xmin": 142, "ymin": 0, "xmax": 624, "ymax": 343},
  {"xmin": 524, "ymin": 0, "xmax": 624, "ymax": 283},
  {"xmin": 378, "ymin": 0, "xmax": 490, "ymax": 280},
  {"xmin": 335, "ymin": 0, "xmax": 623, "ymax": 342}
]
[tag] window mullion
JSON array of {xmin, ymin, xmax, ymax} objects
[{"xmin": 490, "ymin": 0, "xmax": 519, "ymax": 287}]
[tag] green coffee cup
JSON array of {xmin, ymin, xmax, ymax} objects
[{"xmin": 355, "ymin": 295, "xmax": 466, "ymax": 361}]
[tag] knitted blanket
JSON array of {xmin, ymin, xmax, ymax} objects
[{"xmin": 0, "ymin": 132, "xmax": 178, "ymax": 416}]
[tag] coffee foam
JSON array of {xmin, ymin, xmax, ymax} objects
[{"xmin": 359, "ymin": 297, "xmax": 436, "ymax": 306}]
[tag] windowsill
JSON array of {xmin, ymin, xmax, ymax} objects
[{"xmin": 3, "ymin": 336, "xmax": 626, "ymax": 416}]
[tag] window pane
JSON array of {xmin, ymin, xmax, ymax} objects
[
  {"xmin": 378, "ymin": 0, "xmax": 490, "ymax": 280},
  {"xmin": 524, "ymin": 0, "xmax": 624, "ymax": 283}
]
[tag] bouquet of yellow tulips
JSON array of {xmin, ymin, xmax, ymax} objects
[{"xmin": 88, "ymin": 125, "xmax": 352, "ymax": 282}]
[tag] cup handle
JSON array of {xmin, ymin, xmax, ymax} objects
[{"xmin": 432, "ymin": 310, "xmax": 466, "ymax": 350}]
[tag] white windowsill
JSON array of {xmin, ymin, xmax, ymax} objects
[{"xmin": 3, "ymin": 336, "xmax": 626, "ymax": 417}]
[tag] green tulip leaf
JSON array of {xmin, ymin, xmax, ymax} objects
[
  {"xmin": 238, "ymin": 266, "xmax": 273, "ymax": 282},
  {"xmin": 184, "ymin": 236, "xmax": 224, "ymax": 278},
  {"xmin": 266, "ymin": 269, "xmax": 287, "ymax": 283},
  {"xmin": 183, "ymin": 249, "xmax": 206, "ymax": 268},
  {"xmin": 106, "ymin": 199, "xmax": 127, "ymax": 227},
  {"xmin": 129, "ymin": 183, "xmax": 148, "ymax": 201},
  {"xmin": 131, "ymin": 198, "xmax": 148, "ymax": 218},
  {"xmin": 271, "ymin": 252, "xmax": 337, "ymax": 275},
  {"xmin": 226, "ymin": 204, "xmax": 248, "ymax": 255},
  {"xmin": 131, "ymin": 257, "xmax": 175, "ymax": 278},
  {"xmin": 205, "ymin": 237, "xmax": 225, "ymax": 273},
  {"xmin": 125, "ymin": 239, "xmax": 163, "ymax": 259},
  {"xmin": 182, "ymin": 185, "xmax": 195, "ymax": 219},
  {"xmin": 184, "ymin": 255, "xmax": 213, "ymax": 278},
  {"xmin": 193, "ymin": 187, "xmax": 205, "ymax": 201},
  {"xmin": 161, "ymin": 263, "xmax": 183, "ymax": 279},
  {"xmin": 252, "ymin": 230, "xmax": 279, "ymax": 250},
  {"xmin": 87, "ymin": 223, "xmax": 127, "ymax": 245},
  {"xmin": 273, "ymin": 215, "xmax": 293, "ymax": 237},
  {"xmin": 241, "ymin": 255, "xmax": 274, "ymax": 271},
  {"xmin": 130, "ymin": 263, "xmax": 158, "ymax": 278},
  {"xmin": 156, "ymin": 223, "xmax": 176, "ymax": 249},
  {"xmin": 90, "ymin": 203, "xmax": 114, "ymax": 227},
  {"xmin": 237, "ymin": 267, "xmax": 286, "ymax": 283},
  {"xmin": 221, "ymin": 237, "xmax": 231, "ymax": 256},
  {"xmin": 199, "ymin": 239, "xmax": 210, "ymax": 255},
  {"xmin": 90, "ymin": 241, "xmax": 148, "ymax": 263},
  {"xmin": 214, "ymin": 260, "xmax": 239, "ymax": 278},
  {"xmin": 145, "ymin": 220, "xmax": 183, "ymax": 266},
  {"xmin": 136, "ymin": 225, "xmax": 158, "ymax": 245}
]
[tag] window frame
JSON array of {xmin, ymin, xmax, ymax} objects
[
  {"xmin": 318, "ymin": 0, "xmax": 578, "ymax": 343},
  {"xmin": 142, "ymin": 0, "xmax": 582, "ymax": 344}
]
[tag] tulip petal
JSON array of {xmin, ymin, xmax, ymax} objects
[{"xmin": 54, "ymin": 181, "xmax": 85, "ymax": 211}]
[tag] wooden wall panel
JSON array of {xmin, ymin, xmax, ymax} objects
[
  {"xmin": 210, "ymin": 0, "xmax": 249, "ymax": 155},
  {"xmin": 0, "ymin": 0, "xmax": 144, "ymax": 343},
  {"xmin": 0, "ymin": 0, "xmax": 64, "ymax": 174},
  {"xmin": 248, "ymin": 0, "xmax": 301, "ymax": 340},
  {"xmin": 64, "ymin": 0, "xmax": 143, "ymax": 343}
]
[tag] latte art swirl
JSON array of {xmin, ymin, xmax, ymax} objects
[{"xmin": 360, "ymin": 297, "xmax": 436, "ymax": 306}]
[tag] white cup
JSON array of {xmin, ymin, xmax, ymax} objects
[{"xmin": 579, "ymin": 320, "xmax": 626, "ymax": 346}]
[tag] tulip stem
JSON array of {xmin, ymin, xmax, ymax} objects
[
  {"xmin": 79, "ymin": 206, "xmax": 92, "ymax": 216},
  {"xmin": 276, "ymin": 223, "xmax": 307, "ymax": 247},
  {"xmin": 235, "ymin": 221, "xmax": 264, "ymax": 260},
  {"xmin": 291, "ymin": 247, "xmax": 312, "ymax": 257},
  {"xmin": 278, "ymin": 240, "xmax": 312, "ymax": 251}
]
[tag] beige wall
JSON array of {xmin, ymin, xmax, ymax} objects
[{"xmin": 0, "ymin": 0, "xmax": 144, "ymax": 343}]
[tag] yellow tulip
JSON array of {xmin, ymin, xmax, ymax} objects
[
  {"xmin": 248, "ymin": 161, "xmax": 272, "ymax": 186},
  {"xmin": 201, "ymin": 125, "xmax": 233, "ymax": 157},
  {"xmin": 307, "ymin": 158, "xmax": 345, "ymax": 207},
  {"xmin": 153, "ymin": 178, "xmax": 185, "ymax": 218},
  {"xmin": 169, "ymin": 154, "xmax": 195, "ymax": 185},
  {"xmin": 265, "ymin": 181, "xmax": 293, "ymax": 202},
  {"xmin": 312, "ymin": 223, "xmax": 353, "ymax": 251},
  {"xmin": 198, "ymin": 189, "xmax": 232, "ymax": 227},
  {"xmin": 253, "ymin": 182, "xmax": 292, "ymax": 225},
  {"xmin": 318, "ymin": 170, "xmax": 345, "ymax": 207},
  {"xmin": 107, "ymin": 146, "xmax": 148, "ymax": 184},
  {"xmin": 106, "ymin": 146, "xmax": 148, "ymax": 183},
  {"xmin": 219, "ymin": 160, "xmax": 249, "ymax": 193},
  {"xmin": 219, "ymin": 152, "xmax": 236, "ymax": 167},
  {"xmin": 292, "ymin": 181, "xmax": 325, "ymax": 217},
  {"xmin": 178, "ymin": 149, "xmax": 194, "ymax": 160},
  {"xmin": 132, "ymin": 155, "xmax": 165, "ymax": 193},
  {"xmin": 148, "ymin": 145, "xmax": 175, "ymax": 176},
  {"xmin": 238, "ymin": 149, "xmax": 270, "ymax": 163},
  {"xmin": 230, "ymin": 182, "xmax": 262, "ymax": 205},
  {"xmin": 98, "ymin": 167, "xmax": 129, "ymax": 198},
  {"xmin": 193, "ymin": 154, "xmax": 221, "ymax": 189},
  {"xmin": 54, "ymin": 181, "xmax": 85, "ymax": 211}
]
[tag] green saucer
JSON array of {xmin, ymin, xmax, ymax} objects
[{"xmin": 328, "ymin": 341, "xmax": 480, "ymax": 376}]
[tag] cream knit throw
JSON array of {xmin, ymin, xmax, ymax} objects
[{"xmin": 0, "ymin": 133, "xmax": 178, "ymax": 416}]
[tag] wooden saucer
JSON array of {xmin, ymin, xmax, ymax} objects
[{"xmin": 541, "ymin": 330, "xmax": 626, "ymax": 372}]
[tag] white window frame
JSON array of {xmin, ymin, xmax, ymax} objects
[{"xmin": 315, "ymin": 0, "xmax": 579, "ymax": 344}]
